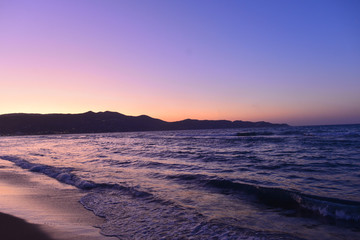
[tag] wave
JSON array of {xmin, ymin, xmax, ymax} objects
[
  {"xmin": 135, "ymin": 160, "xmax": 193, "ymax": 170},
  {"xmin": 236, "ymin": 131, "xmax": 274, "ymax": 137},
  {"xmin": 0, "ymin": 156, "xmax": 304, "ymax": 239},
  {"xmin": 0, "ymin": 155, "xmax": 97, "ymax": 189},
  {"xmin": 166, "ymin": 173, "xmax": 360, "ymax": 223},
  {"xmin": 2, "ymin": 155, "xmax": 359, "ymax": 223},
  {"xmin": 208, "ymin": 179, "xmax": 360, "ymax": 222},
  {"xmin": 80, "ymin": 190, "xmax": 303, "ymax": 240},
  {"xmin": 279, "ymin": 130, "xmax": 304, "ymax": 136},
  {"xmin": 234, "ymin": 127, "xmax": 360, "ymax": 139},
  {"xmin": 0, "ymin": 155, "xmax": 153, "ymax": 199}
]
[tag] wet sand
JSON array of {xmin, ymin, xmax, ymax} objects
[
  {"xmin": 0, "ymin": 212, "xmax": 53, "ymax": 240},
  {"xmin": 0, "ymin": 165, "xmax": 117, "ymax": 240}
]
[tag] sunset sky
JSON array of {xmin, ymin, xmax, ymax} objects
[{"xmin": 0, "ymin": 0, "xmax": 359, "ymax": 126}]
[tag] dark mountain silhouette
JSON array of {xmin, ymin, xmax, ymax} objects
[{"xmin": 0, "ymin": 111, "xmax": 288, "ymax": 136}]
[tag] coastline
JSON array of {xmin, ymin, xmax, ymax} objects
[{"xmin": 0, "ymin": 163, "xmax": 117, "ymax": 240}]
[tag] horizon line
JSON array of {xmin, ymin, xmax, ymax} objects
[{"xmin": 1, "ymin": 110, "xmax": 359, "ymax": 127}]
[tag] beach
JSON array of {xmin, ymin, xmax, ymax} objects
[{"xmin": 0, "ymin": 163, "xmax": 116, "ymax": 240}]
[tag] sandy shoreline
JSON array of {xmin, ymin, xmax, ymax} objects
[{"xmin": 0, "ymin": 163, "xmax": 117, "ymax": 240}]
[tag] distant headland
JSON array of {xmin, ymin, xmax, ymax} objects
[{"xmin": 0, "ymin": 111, "xmax": 289, "ymax": 136}]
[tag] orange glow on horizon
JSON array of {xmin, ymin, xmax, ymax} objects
[{"xmin": 1, "ymin": 1, "xmax": 359, "ymax": 126}]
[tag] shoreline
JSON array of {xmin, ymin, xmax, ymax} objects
[{"xmin": 0, "ymin": 163, "xmax": 117, "ymax": 240}]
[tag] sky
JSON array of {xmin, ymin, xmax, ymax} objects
[{"xmin": 0, "ymin": 0, "xmax": 359, "ymax": 126}]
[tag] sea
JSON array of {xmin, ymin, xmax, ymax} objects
[{"xmin": 0, "ymin": 124, "xmax": 359, "ymax": 240}]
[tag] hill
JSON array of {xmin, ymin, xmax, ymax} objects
[{"xmin": 0, "ymin": 111, "xmax": 288, "ymax": 136}]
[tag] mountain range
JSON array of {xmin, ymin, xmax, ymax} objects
[{"xmin": 0, "ymin": 111, "xmax": 288, "ymax": 136}]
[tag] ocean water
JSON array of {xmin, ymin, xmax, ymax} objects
[{"xmin": 0, "ymin": 125, "xmax": 360, "ymax": 240}]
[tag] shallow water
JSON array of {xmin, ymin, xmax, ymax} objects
[{"xmin": 1, "ymin": 125, "xmax": 359, "ymax": 239}]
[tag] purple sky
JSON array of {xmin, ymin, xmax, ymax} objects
[{"xmin": 0, "ymin": 0, "xmax": 359, "ymax": 125}]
